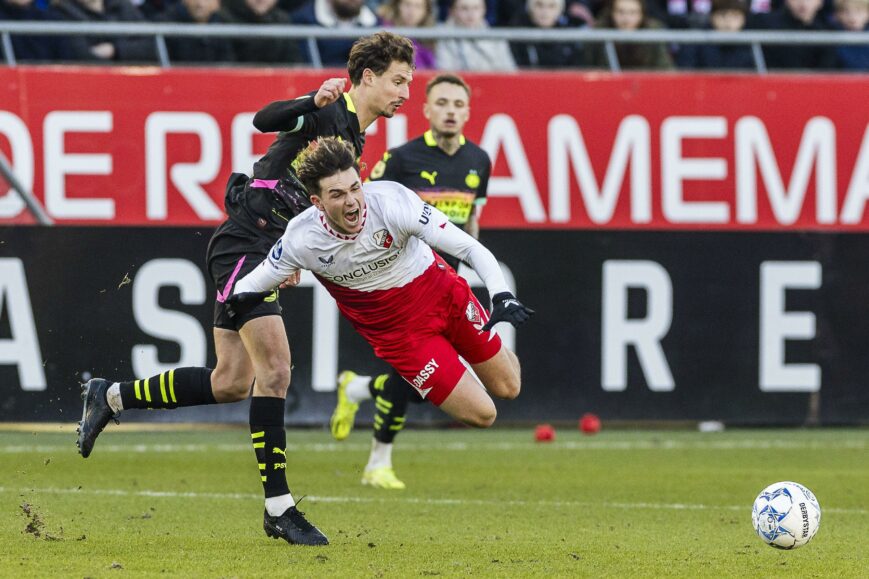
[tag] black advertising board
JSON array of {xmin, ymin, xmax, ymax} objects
[{"xmin": 1, "ymin": 227, "xmax": 866, "ymax": 425}]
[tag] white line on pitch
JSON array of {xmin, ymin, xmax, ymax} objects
[
  {"xmin": 1, "ymin": 486, "xmax": 865, "ymax": 515},
  {"xmin": 0, "ymin": 439, "xmax": 866, "ymax": 454}
]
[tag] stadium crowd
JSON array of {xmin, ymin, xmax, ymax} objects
[{"xmin": 0, "ymin": 0, "xmax": 867, "ymax": 69}]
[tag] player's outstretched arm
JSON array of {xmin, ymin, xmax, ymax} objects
[
  {"xmin": 253, "ymin": 96, "xmax": 318, "ymax": 133},
  {"xmin": 422, "ymin": 210, "xmax": 534, "ymax": 329}
]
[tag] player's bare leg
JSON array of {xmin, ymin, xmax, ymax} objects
[
  {"xmin": 437, "ymin": 372, "xmax": 498, "ymax": 428},
  {"xmin": 470, "ymin": 345, "xmax": 521, "ymax": 401},
  {"xmin": 210, "ymin": 328, "xmax": 255, "ymax": 402},
  {"xmin": 238, "ymin": 316, "xmax": 328, "ymax": 546}
]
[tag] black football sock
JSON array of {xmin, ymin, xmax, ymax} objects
[
  {"xmin": 118, "ymin": 367, "xmax": 216, "ymax": 410},
  {"xmin": 250, "ymin": 396, "xmax": 291, "ymax": 499},
  {"xmin": 372, "ymin": 370, "xmax": 411, "ymax": 444}
]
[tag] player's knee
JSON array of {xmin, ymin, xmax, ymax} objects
[
  {"xmin": 471, "ymin": 407, "xmax": 497, "ymax": 428},
  {"xmin": 256, "ymin": 360, "xmax": 291, "ymax": 397},
  {"xmin": 211, "ymin": 368, "xmax": 253, "ymax": 403},
  {"xmin": 463, "ymin": 403, "xmax": 496, "ymax": 428},
  {"xmin": 489, "ymin": 374, "xmax": 521, "ymax": 400}
]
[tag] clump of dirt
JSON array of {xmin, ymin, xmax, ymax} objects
[{"xmin": 20, "ymin": 502, "xmax": 62, "ymax": 541}]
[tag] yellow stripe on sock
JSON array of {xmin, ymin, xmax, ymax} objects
[
  {"xmin": 134, "ymin": 380, "xmax": 141, "ymax": 400},
  {"xmin": 144, "ymin": 378, "xmax": 151, "ymax": 403},
  {"xmin": 159, "ymin": 373, "xmax": 168, "ymax": 404},
  {"xmin": 251, "ymin": 431, "xmax": 265, "ymax": 439},
  {"xmin": 373, "ymin": 374, "xmax": 389, "ymax": 391},
  {"xmin": 253, "ymin": 442, "xmax": 265, "ymax": 449},
  {"xmin": 168, "ymin": 369, "xmax": 177, "ymax": 403},
  {"xmin": 375, "ymin": 396, "xmax": 393, "ymax": 409}
]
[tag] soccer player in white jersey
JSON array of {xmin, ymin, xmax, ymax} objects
[{"xmin": 229, "ymin": 137, "xmax": 533, "ymax": 426}]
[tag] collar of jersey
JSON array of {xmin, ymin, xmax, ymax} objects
[
  {"xmin": 319, "ymin": 207, "xmax": 366, "ymax": 240},
  {"xmin": 343, "ymin": 92, "xmax": 356, "ymax": 114},
  {"xmin": 424, "ymin": 130, "xmax": 465, "ymax": 147}
]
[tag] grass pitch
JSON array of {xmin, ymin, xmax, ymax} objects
[{"xmin": 1, "ymin": 427, "xmax": 867, "ymax": 577}]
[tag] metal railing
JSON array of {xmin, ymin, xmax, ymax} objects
[{"xmin": 1, "ymin": 22, "xmax": 868, "ymax": 73}]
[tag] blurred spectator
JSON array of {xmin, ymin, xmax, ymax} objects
[
  {"xmin": 752, "ymin": 0, "xmax": 837, "ymax": 69},
  {"xmin": 379, "ymin": 0, "xmax": 438, "ymax": 68},
  {"xmin": 0, "ymin": 0, "xmax": 75, "ymax": 62},
  {"xmin": 220, "ymin": 0, "xmax": 302, "ymax": 65},
  {"xmin": 509, "ymin": 0, "xmax": 587, "ymax": 68},
  {"xmin": 136, "ymin": 0, "xmax": 180, "ymax": 19},
  {"xmin": 155, "ymin": 0, "xmax": 235, "ymax": 63},
  {"xmin": 436, "ymin": 0, "xmax": 498, "ymax": 23},
  {"xmin": 833, "ymin": 0, "xmax": 868, "ymax": 69},
  {"xmin": 677, "ymin": 0, "xmax": 755, "ymax": 68},
  {"xmin": 50, "ymin": 0, "xmax": 159, "ymax": 62},
  {"xmin": 292, "ymin": 0, "xmax": 380, "ymax": 66},
  {"xmin": 589, "ymin": 0, "xmax": 675, "ymax": 69},
  {"xmin": 497, "ymin": 0, "xmax": 595, "ymax": 26},
  {"xmin": 646, "ymin": 0, "xmax": 711, "ymax": 28},
  {"xmin": 435, "ymin": 0, "xmax": 517, "ymax": 70}
]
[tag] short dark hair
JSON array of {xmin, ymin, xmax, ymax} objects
[
  {"xmin": 296, "ymin": 137, "xmax": 359, "ymax": 197},
  {"xmin": 347, "ymin": 32, "xmax": 415, "ymax": 86},
  {"xmin": 425, "ymin": 74, "xmax": 471, "ymax": 98}
]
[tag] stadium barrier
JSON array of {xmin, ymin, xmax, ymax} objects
[
  {"xmin": 1, "ymin": 22, "xmax": 869, "ymax": 72},
  {"xmin": 1, "ymin": 67, "xmax": 868, "ymax": 425}
]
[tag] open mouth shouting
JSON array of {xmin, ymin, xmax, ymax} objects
[{"xmin": 344, "ymin": 206, "xmax": 362, "ymax": 231}]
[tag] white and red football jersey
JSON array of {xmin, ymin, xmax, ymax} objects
[{"xmin": 234, "ymin": 180, "xmax": 509, "ymax": 331}]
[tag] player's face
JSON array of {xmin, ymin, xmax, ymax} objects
[
  {"xmin": 311, "ymin": 168, "xmax": 366, "ymax": 235},
  {"xmin": 424, "ymin": 82, "xmax": 470, "ymax": 138},
  {"xmin": 368, "ymin": 61, "xmax": 413, "ymax": 118}
]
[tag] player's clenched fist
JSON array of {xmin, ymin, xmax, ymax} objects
[
  {"xmin": 315, "ymin": 78, "xmax": 347, "ymax": 108},
  {"xmin": 482, "ymin": 292, "xmax": 535, "ymax": 331}
]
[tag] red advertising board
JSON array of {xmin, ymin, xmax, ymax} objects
[{"xmin": 1, "ymin": 66, "xmax": 867, "ymax": 229}]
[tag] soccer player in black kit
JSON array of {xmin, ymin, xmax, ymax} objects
[
  {"xmin": 329, "ymin": 74, "xmax": 493, "ymax": 490},
  {"xmin": 76, "ymin": 31, "xmax": 415, "ymax": 546}
]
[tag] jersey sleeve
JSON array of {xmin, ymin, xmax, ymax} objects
[
  {"xmin": 252, "ymin": 91, "xmax": 319, "ymax": 134},
  {"xmin": 383, "ymin": 184, "xmax": 510, "ymax": 298},
  {"xmin": 368, "ymin": 149, "xmax": 401, "ymax": 182},
  {"xmin": 233, "ymin": 225, "xmax": 305, "ymax": 294},
  {"xmin": 476, "ymin": 152, "xmax": 492, "ymax": 203}
]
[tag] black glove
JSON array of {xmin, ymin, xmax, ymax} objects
[
  {"xmin": 225, "ymin": 291, "xmax": 273, "ymax": 319},
  {"xmin": 482, "ymin": 292, "xmax": 535, "ymax": 331}
]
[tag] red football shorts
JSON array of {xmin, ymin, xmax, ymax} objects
[{"xmin": 372, "ymin": 269, "xmax": 503, "ymax": 406}]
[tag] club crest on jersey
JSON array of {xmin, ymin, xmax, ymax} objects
[
  {"xmin": 373, "ymin": 229, "xmax": 394, "ymax": 249},
  {"xmin": 465, "ymin": 170, "xmax": 481, "ymax": 189},
  {"xmin": 269, "ymin": 240, "xmax": 283, "ymax": 263},
  {"xmin": 465, "ymin": 300, "xmax": 481, "ymax": 324},
  {"xmin": 318, "ymin": 255, "xmax": 334, "ymax": 268}
]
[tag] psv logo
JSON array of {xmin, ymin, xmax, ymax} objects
[{"xmin": 373, "ymin": 229, "xmax": 393, "ymax": 248}]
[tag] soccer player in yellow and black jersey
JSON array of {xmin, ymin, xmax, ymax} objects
[
  {"xmin": 330, "ymin": 74, "xmax": 493, "ymax": 490},
  {"xmin": 76, "ymin": 32, "xmax": 415, "ymax": 546}
]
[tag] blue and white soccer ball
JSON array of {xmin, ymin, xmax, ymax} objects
[{"xmin": 751, "ymin": 481, "xmax": 821, "ymax": 549}]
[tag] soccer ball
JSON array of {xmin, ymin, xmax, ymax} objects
[{"xmin": 751, "ymin": 481, "xmax": 821, "ymax": 549}]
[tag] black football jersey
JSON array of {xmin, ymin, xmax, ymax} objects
[
  {"xmin": 224, "ymin": 92, "xmax": 365, "ymax": 241},
  {"xmin": 369, "ymin": 131, "xmax": 490, "ymax": 231}
]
